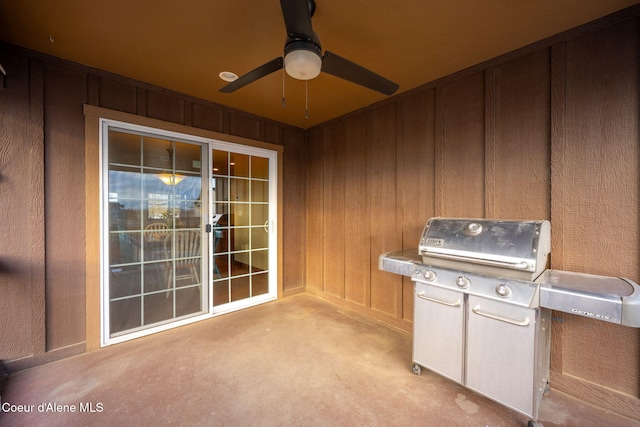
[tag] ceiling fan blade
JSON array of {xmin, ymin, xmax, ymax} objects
[
  {"xmin": 280, "ymin": 0, "xmax": 314, "ymax": 41},
  {"xmin": 220, "ymin": 57, "xmax": 284, "ymax": 93},
  {"xmin": 321, "ymin": 51, "xmax": 399, "ymax": 96}
]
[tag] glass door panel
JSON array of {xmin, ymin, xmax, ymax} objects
[
  {"xmin": 106, "ymin": 129, "xmax": 207, "ymax": 341},
  {"xmin": 211, "ymin": 147, "xmax": 275, "ymax": 310}
]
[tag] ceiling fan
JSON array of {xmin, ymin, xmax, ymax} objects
[{"xmin": 220, "ymin": 0, "xmax": 399, "ymax": 96}]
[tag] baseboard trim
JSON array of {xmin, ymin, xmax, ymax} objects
[{"xmin": 4, "ymin": 343, "xmax": 86, "ymax": 373}]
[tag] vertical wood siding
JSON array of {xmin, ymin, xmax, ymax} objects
[
  {"xmin": 343, "ymin": 114, "xmax": 369, "ymax": 306},
  {"xmin": 550, "ymin": 17, "xmax": 640, "ymax": 409},
  {"xmin": 43, "ymin": 64, "xmax": 88, "ymax": 350},
  {"xmin": 0, "ymin": 54, "xmax": 46, "ymax": 360}
]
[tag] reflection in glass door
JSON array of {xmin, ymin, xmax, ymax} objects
[
  {"xmin": 104, "ymin": 128, "xmax": 208, "ymax": 344},
  {"xmin": 211, "ymin": 146, "xmax": 276, "ymax": 312}
]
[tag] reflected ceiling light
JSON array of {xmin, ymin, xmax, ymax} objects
[
  {"xmin": 158, "ymin": 173, "xmax": 186, "ymax": 186},
  {"xmin": 158, "ymin": 143, "xmax": 186, "ymax": 186}
]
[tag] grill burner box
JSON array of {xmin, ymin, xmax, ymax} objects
[{"xmin": 419, "ymin": 218, "xmax": 550, "ymax": 281}]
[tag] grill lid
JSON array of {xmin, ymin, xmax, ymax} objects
[{"xmin": 418, "ymin": 218, "xmax": 550, "ymax": 280}]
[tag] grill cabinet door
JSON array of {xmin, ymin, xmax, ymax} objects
[
  {"xmin": 466, "ymin": 295, "xmax": 537, "ymax": 417},
  {"xmin": 413, "ymin": 282, "xmax": 465, "ymax": 384}
]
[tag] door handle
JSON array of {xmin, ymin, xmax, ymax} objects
[
  {"xmin": 472, "ymin": 305, "xmax": 530, "ymax": 326},
  {"xmin": 417, "ymin": 292, "xmax": 461, "ymax": 307},
  {"xmin": 264, "ymin": 220, "xmax": 270, "ymax": 233}
]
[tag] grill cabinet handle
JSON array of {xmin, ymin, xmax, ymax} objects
[
  {"xmin": 420, "ymin": 251, "xmax": 531, "ymax": 270},
  {"xmin": 472, "ymin": 305, "xmax": 530, "ymax": 326},
  {"xmin": 417, "ymin": 292, "xmax": 461, "ymax": 307}
]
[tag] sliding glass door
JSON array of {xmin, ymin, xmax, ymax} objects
[{"xmin": 101, "ymin": 121, "xmax": 277, "ymax": 345}]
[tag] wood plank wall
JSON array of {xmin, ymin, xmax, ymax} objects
[
  {"xmin": 0, "ymin": 44, "xmax": 306, "ymax": 370},
  {"xmin": 305, "ymin": 10, "xmax": 639, "ymax": 419}
]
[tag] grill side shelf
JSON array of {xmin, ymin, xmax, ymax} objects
[
  {"xmin": 538, "ymin": 270, "xmax": 640, "ymax": 327},
  {"xmin": 378, "ymin": 250, "xmax": 421, "ymax": 277},
  {"xmin": 620, "ymin": 278, "xmax": 640, "ymax": 327}
]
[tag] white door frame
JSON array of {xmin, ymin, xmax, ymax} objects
[{"xmin": 99, "ymin": 118, "xmax": 278, "ymax": 346}]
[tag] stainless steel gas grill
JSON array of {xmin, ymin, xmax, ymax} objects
[{"xmin": 379, "ymin": 217, "xmax": 640, "ymax": 425}]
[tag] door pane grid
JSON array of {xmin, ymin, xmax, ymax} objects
[
  {"xmin": 107, "ymin": 129, "xmax": 206, "ymax": 338},
  {"xmin": 212, "ymin": 149, "xmax": 271, "ymax": 306}
]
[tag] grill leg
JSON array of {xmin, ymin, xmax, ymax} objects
[{"xmin": 411, "ymin": 363, "xmax": 422, "ymax": 375}]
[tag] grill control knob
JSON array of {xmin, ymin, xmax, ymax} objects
[
  {"xmin": 423, "ymin": 270, "xmax": 437, "ymax": 282},
  {"xmin": 456, "ymin": 276, "xmax": 470, "ymax": 289},
  {"xmin": 496, "ymin": 284, "xmax": 512, "ymax": 298},
  {"xmin": 466, "ymin": 223, "xmax": 483, "ymax": 236}
]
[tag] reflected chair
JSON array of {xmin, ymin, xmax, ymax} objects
[
  {"xmin": 110, "ymin": 232, "xmax": 140, "ymax": 297},
  {"xmin": 144, "ymin": 222, "xmax": 169, "ymax": 241},
  {"xmin": 145, "ymin": 222, "xmax": 170, "ymax": 264},
  {"xmin": 213, "ymin": 227, "xmax": 223, "ymax": 278},
  {"xmin": 164, "ymin": 230, "xmax": 201, "ymax": 296}
]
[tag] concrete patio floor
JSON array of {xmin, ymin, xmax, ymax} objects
[{"xmin": 1, "ymin": 294, "xmax": 638, "ymax": 426}]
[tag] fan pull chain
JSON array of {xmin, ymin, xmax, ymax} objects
[
  {"xmin": 305, "ymin": 80, "xmax": 309, "ymax": 119},
  {"xmin": 281, "ymin": 67, "xmax": 286, "ymax": 107}
]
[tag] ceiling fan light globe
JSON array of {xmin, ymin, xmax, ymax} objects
[{"xmin": 284, "ymin": 49, "xmax": 322, "ymax": 80}]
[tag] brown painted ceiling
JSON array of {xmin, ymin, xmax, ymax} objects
[{"xmin": 0, "ymin": 0, "xmax": 636, "ymax": 129}]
